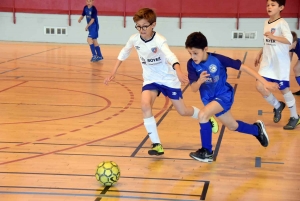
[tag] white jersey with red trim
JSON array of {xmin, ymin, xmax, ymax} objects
[
  {"xmin": 259, "ymin": 18, "xmax": 293, "ymax": 81},
  {"xmin": 118, "ymin": 32, "xmax": 181, "ymax": 88}
]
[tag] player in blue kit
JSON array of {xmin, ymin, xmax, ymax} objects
[
  {"xmin": 185, "ymin": 32, "xmax": 279, "ymax": 163},
  {"xmin": 78, "ymin": 0, "xmax": 103, "ymax": 62},
  {"xmin": 290, "ymin": 31, "xmax": 300, "ymax": 95}
]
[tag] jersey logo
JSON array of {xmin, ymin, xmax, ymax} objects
[
  {"xmin": 89, "ymin": 11, "xmax": 92, "ymax": 15},
  {"xmin": 135, "ymin": 46, "xmax": 140, "ymax": 50},
  {"xmin": 172, "ymin": 92, "xmax": 177, "ymax": 95},
  {"xmin": 209, "ymin": 64, "xmax": 217, "ymax": 73},
  {"xmin": 151, "ymin": 47, "xmax": 157, "ymax": 53},
  {"xmin": 271, "ymin": 28, "xmax": 276, "ymax": 34}
]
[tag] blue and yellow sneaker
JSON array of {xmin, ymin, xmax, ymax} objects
[
  {"xmin": 209, "ymin": 116, "xmax": 219, "ymax": 134},
  {"xmin": 148, "ymin": 143, "xmax": 164, "ymax": 156}
]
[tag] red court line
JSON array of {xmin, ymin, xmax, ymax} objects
[
  {"xmin": 70, "ymin": 129, "xmax": 81, "ymax": 132},
  {"xmin": 0, "ymin": 97, "xmax": 170, "ymax": 166},
  {"xmin": 16, "ymin": 142, "xmax": 30, "ymax": 146},
  {"xmin": 36, "ymin": 138, "xmax": 50, "ymax": 142}
]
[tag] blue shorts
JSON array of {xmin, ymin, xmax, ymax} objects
[
  {"xmin": 263, "ymin": 77, "xmax": 290, "ymax": 90},
  {"xmin": 142, "ymin": 83, "xmax": 183, "ymax": 100},
  {"xmin": 202, "ymin": 89, "xmax": 234, "ymax": 117},
  {"xmin": 88, "ymin": 26, "xmax": 98, "ymax": 39}
]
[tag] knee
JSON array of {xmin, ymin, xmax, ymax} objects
[
  {"xmin": 198, "ymin": 110, "xmax": 210, "ymax": 122},
  {"xmin": 226, "ymin": 123, "xmax": 238, "ymax": 131},
  {"xmin": 255, "ymin": 82, "xmax": 265, "ymax": 93},
  {"xmin": 141, "ymin": 102, "xmax": 151, "ymax": 113}
]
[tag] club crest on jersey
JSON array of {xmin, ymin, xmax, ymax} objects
[
  {"xmin": 209, "ymin": 64, "xmax": 217, "ymax": 73},
  {"xmin": 151, "ymin": 47, "xmax": 157, "ymax": 53},
  {"xmin": 89, "ymin": 11, "xmax": 92, "ymax": 15},
  {"xmin": 271, "ymin": 28, "xmax": 276, "ymax": 34}
]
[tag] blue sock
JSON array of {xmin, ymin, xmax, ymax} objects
[
  {"xmin": 200, "ymin": 122, "xmax": 213, "ymax": 153},
  {"xmin": 235, "ymin": 120, "xmax": 258, "ymax": 136},
  {"xmin": 95, "ymin": 46, "xmax": 103, "ymax": 57},
  {"xmin": 296, "ymin": 76, "xmax": 300, "ymax": 86},
  {"xmin": 89, "ymin": 44, "xmax": 96, "ymax": 56}
]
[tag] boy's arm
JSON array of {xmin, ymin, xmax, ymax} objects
[
  {"xmin": 254, "ymin": 48, "xmax": 263, "ymax": 67},
  {"xmin": 161, "ymin": 43, "xmax": 188, "ymax": 83},
  {"xmin": 85, "ymin": 18, "xmax": 95, "ymax": 30},
  {"xmin": 240, "ymin": 64, "xmax": 278, "ymax": 91},
  {"xmin": 190, "ymin": 71, "xmax": 210, "ymax": 92},
  {"xmin": 264, "ymin": 33, "xmax": 291, "ymax": 44},
  {"xmin": 104, "ymin": 60, "xmax": 123, "ymax": 85},
  {"xmin": 78, "ymin": 6, "xmax": 86, "ymax": 23},
  {"xmin": 264, "ymin": 21, "xmax": 293, "ymax": 45}
]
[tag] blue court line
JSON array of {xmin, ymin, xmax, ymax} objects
[
  {"xmin": 0, "ymin": 191, "xmax": 200, "ymax": 201},
  {"xmin": 255, "ymin": 157, "xmax": 284, "ymax": 168},
  {"xmin": 0, "ymin": 68, "xmax": 19, "ymax": 74}
]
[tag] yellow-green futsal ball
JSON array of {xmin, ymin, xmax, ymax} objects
[{"xmin": 95, "ymin": 161, "xmax": 120, "ymax": 186}]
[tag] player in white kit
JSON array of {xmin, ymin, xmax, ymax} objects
[
  {"xmin": 255, "ymin": 0, "xmax": 300, "ymax": 129},
  {"xmin": 104, "ymin": 8, "xmax": 218, "ymax": 156}
]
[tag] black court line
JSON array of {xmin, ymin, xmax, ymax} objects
[
  {"xmin": 255, "ymin": 157, "xmax": 284, "ymax": 168},
  {"xmin": 213, "ymin": 84, "xmax": 238, "ymax": 161},
  {"xmin": 237, "ymin": 51, "xmax": 248, "ymax": 79},
  {"xmin": 0, "ymin": 68, "xmax": 19, "ymax": 74},
  {"xmin": 130, "ymin": 84, "xmax": 190, "ymax": 157},
  {"xmin": 95, "ymin": 186, "xmax": 110, "ymax": 201},
  {"xmin": 0, "ymin": 47, "xmax": 61, "ymax": 64}
]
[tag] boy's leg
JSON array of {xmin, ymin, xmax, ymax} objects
[
  {"xmin": 93, "ymin": 39, "xmax": 103, "ymax": 60},
  {"xmin": 87, "ymin": 37, "xmax": 97, "ymax": 62},
  {"xmin": 281, "ymin": 89, "xmax": 300, "ymax": 129},
  {"xmin": 218, "ymin": 111, "xmax": 269, "ymax": 147},
  {"xmin": 293, "ymin": 61, "xmax": 300, "ymax": 95},
  {"xmin": 256, "ymin": 80, "xmax": 285, "ymax": 123},
  {"xmin": 171, "ymin": 98, "xmax": 219, "ymax": 133},
  {"xmin": 141, "ymin": 89, "xmax": 164, "ymax": 155},
  {"xmin": 189, "ymin": 101, "xmax": 223, "ymax": 163}
]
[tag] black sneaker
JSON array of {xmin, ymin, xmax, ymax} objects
[
  {"xmin": 189, "ymin": 148, "xmax": 213, "ymax": 163},
  {"xmin": 292, "ymin": 90, "xmax": 300, "ymax": 96},
  {"xmin": 254, "ymin": 120, "xmax": 269, "ymax": 147},
  {"xmin": 283, "ymin": 115, "xmax": 300, "ymax": 130},
  {"xmin": 273, "ymin": 101, "xmax": 286, "ymax": 123}
]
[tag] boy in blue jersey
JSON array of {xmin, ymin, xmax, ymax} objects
[
  {"xmin": 78, "ymin": 0, "xmax": 103, "ymax": 62},
  {"xmin": 290, "ymin": 31, "xmax": 300, "ymax": 95},
  {"xmin": 185, "ymin": 32, "xmax": 279, "ymax": 163}
]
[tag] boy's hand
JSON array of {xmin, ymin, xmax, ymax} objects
[
  {"xmin": 264, "ymin": 31, "xmax": 274, "ymax": 39},
  {"xmin": 198, "ymin": 71, "xmax": 210, "ymax": 84},
  {"xmin": 177, "ymin": 72, "xmax": 189, "ymax": 84},
  {"xmin": 78, "ymin": 19, "xmax": 82, "ymax": 23},
  {"xmin": 104, "ymin": 74, "xmax": 116, "ymax": 85},
  {"xmin": 264, "ymin": 81, "xmax": 279, "ymax": 92},
  {"xmin": 85, "ymin": 26, "xmax": 88, "ymax": 31}
]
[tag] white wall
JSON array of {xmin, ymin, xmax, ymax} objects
[{"xmin": 0, "ymin": 12, "xmax": 299, "ymax": 47}]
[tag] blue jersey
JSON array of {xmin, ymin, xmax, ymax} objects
[
  {"xmin": 187, "ymin": 53, "xmax": 241, "ymax": 103},
  {"xmin": 290, "ymin": 38, "xmax": 300, "ymax": 59},
  {"xmin": 82, "ymin": 5, "xmax": 99, "ymax": 31}
]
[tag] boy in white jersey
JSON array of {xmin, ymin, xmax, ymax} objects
[
  {"xmin": 254, "ymin": 0, "xmax": 300, "ymax": 130},
  {"xmin": 289, "ymin": 31, "xmax": 300, "ymax": 95},
  {"xmin": 104, "ymin": 8, "xmax": 218, "ymax": 156}
]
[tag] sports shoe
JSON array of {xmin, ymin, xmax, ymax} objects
[
  {"xmin": 209, "ymin": 116, "xmax": 219, "ymax": 134},
  {"xmin": 292, "ymin": 90, "xmax": 300, "ymax": 96},
  {"xmin": 273, "ymin": 101, "xmax": 285, "ymax": 123},
  {"xmin": 253, "ymin": 120, "xmax": 269, "ymax": 147},
  {"xmin": 95, "ymin": 56, "xmax": 104, "ymax": 61},
  {"xmin": 90, "ymin": 55, "xmax": 97, "ymax": 62},
  {"xmin": 189, "ymin": 147, "xmax": 213, "ymax": 163},
  {"xmin": 283, "ymin": 115, "xmax": 300, "ymax": 130},
  {"xmin": 148, "ymin": 143, "xmax": 164, "ymax": 155}
]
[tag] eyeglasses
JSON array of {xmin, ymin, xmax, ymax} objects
[{"xmin": 135, "ymin": 23, "xmax": 153, "ymax": 31}]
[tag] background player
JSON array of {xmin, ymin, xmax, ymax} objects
[
  {"xmin": 78, "ymin": 0, "xmax": 103, "ymax": 62},
  {"xmin": 254, "ymin": 0, "xmax": 299, "ymax": 130},
  {"xmin": 289, "ymin": 31, "xmax": 300, "ymax": 95}
]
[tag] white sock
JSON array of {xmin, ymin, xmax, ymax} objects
[
  {"xmin": 264, "ymin": 93, "xmax": 280, "ymax": 109},
  {"xmin": 144, "ymin": 116, "xmax": 160, "ymax": 144},
  {"xmin": 283, "ymin": 91, "xmax": 298, "ymax": 118},
  {"xmin": 192, "ymin": 106, "xmax": 200, "ymax": 119}
]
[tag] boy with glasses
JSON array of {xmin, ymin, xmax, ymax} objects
[{"xmin": 104, "ymin": 8, "xmax": 218, "ymax": 156}]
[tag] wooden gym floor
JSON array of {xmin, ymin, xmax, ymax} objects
[{"xmin": 0, "ymin": 42, "xmax": 299, "ymax": 201}]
